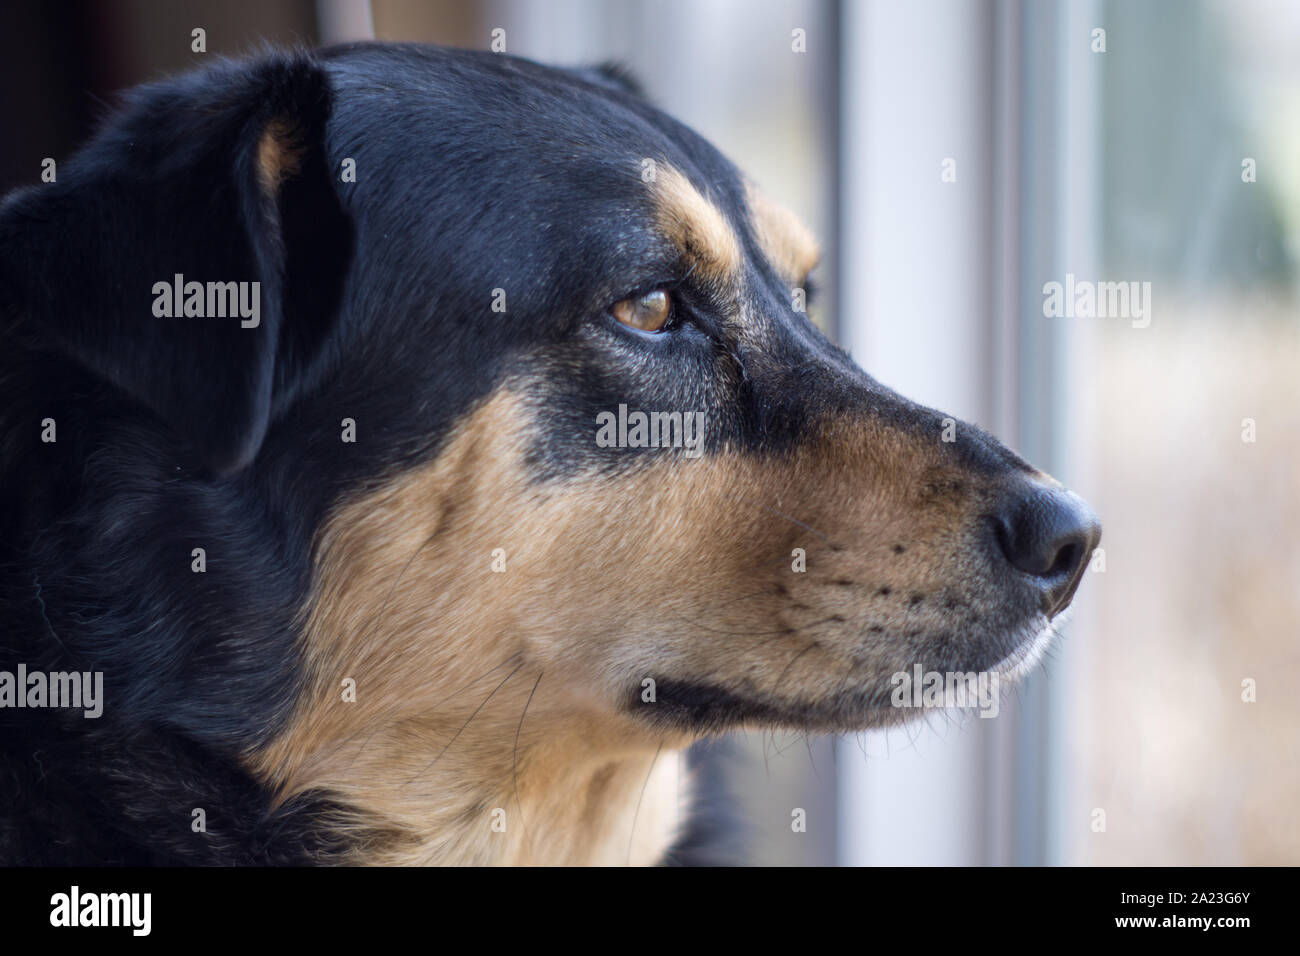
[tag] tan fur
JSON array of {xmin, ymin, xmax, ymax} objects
[
  {"xmin": 651, "ymin": 165, "xmax": 743, "ymax": 285},
  {"xmin": 255, "ymin": 119, "xmax": 300, "ymax": 194},
  {"xmin": 745, "ymin": 182, "xmax": 820, "ymax": 283},
  {"xmin": 249, "ymin": 380, "xmax": 1005, "ymax": 865},
  {"xmin": 251, "ymin": 391, "xmax": 692, "ymax": 865}
]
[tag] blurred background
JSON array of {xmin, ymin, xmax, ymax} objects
[{"xmin": 2, "ymin": 0, "xmax": 1295, "ymax": 865}]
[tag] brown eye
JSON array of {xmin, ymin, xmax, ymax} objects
[{"xmin": 611, "ymin": 289, "xmax": 672, "ymax": 332}]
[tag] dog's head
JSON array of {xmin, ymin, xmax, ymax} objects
[{"xmin": 0, "ymin": 44, "xmax": 1098, "ymax": 860}]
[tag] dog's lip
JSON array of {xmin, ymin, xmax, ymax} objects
[{"xmin": 987, "ymin": 616, "xmax": 1058, "ymax": 682}]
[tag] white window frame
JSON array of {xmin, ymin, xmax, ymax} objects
[{"xmin": 836, "ymin": 0, "xmax": 1101, "ymax": 866}]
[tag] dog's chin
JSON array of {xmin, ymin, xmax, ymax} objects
[
  {"xmin": 985, "ymin": 611, "xmax": 1061, "ymax": 684},
  {"xmin": 631, "ymin": 613, "xmax": 1062, "ymax": 735}
]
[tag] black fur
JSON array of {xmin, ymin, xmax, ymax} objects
[{"xmin": 0, "ymin": 43, "xmax": 1050, "ymax": 865}]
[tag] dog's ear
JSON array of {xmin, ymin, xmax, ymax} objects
[
  {"xmin": 573, "ymin": 61, "xmax": 646, "ymax": 99},
  {"xmin": 0, "ymin": 52, "xmax": 352, "ymax": 475}
]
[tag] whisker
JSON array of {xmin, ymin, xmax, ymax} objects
[
  {"xmin": 717, "ymin": 492, "xmax": 835, "ymax": 546},
  {"xmin": 803, "ymin": 734, "xmax": 821, "ymax": 780},
  {"xmin": 334, "ymin": 655, "xmax": 523, "ymax": 775},
  {"xmin": 372, "ymin": 526, "xmax": 439, "ymax": 634},
  {"xmin": 770, "ymin": 639, "xmax": 820, "ymax": 695},
  {"xmin": 626, "ymin": 742, "xmax": 664, "ymax": 866},
  {"xmin": 404, "ymin": 660, "xmax": 526, "ymax": 786},
  {"xmin": 512, "ymin": 670, "xmax": 544, "ymax": 857}
]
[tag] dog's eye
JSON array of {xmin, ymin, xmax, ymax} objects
[{"xmin": 611, "ymin": 289, "xmax": 672, "ymax": 333}]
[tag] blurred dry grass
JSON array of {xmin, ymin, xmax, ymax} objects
[{"xmin": 1085, "ymin": 295, "xmax": 1300, "ymax": 864}]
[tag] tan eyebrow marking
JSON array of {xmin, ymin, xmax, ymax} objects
[
  {"xmin": 744, "ymin": 182, "xmax": 820, "ymax": 283},
  {"xmin": 256, "ymin": 118, "xmax": 302, "ymax": 194},
  {"xmin": 650, "ymin": 165, "xmax": 743, "ymax": 284}
]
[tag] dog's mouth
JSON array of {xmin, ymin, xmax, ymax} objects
[
  {"xmin": 601, "ymin": 485, "xmax": 1094, "ymax": 736},
  {"xmin": 988, "ymin": 612, "xmax": 1062, "ymax": 683},
  {"xmin": 627, "ymin": 608, "xmax": 1060, "ymax": 734}
]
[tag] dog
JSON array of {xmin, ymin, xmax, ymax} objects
[{"xmin": 0, "ymin": 42, "xmax": 1099, "ymax": 865}]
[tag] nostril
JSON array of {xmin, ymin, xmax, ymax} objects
[
  {"xmin": 991, "ymin": 484, "xmax": 1101, "ymax": 615},
  {"xmin": 1046, "ymin": 540, "xmax": 1081, "ymax": 580}
]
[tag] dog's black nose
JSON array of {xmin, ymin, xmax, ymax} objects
[{"xmin": 992, "ymin": 484, "xmax": 1101, "ymax": 617}]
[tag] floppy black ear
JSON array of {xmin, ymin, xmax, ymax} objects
[{"xmin": 0, "ymin": 52, "xmax": 352, "ymax": 475}]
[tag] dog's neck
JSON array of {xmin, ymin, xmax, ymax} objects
[
  {"xmin": 252, "ymin": 673, "xmax": 689, "ymax": 865},
  {"xmin": 247, "ymin": 404, "xmax": 692, "ymax": 864}
]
